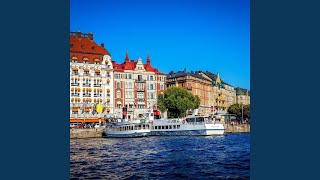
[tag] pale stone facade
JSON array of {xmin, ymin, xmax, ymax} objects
[
  {"xmin": 70, "ymin": 32, "xmax": 114, "ymax": 123},
  {"xmin": 235, "ymin": 87, "xmax": 250, "ymax": 105}
]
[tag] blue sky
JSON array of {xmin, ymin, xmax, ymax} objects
[{"xmin": 70, "ymin": 0, "xmax": 250, "ymax": 89}]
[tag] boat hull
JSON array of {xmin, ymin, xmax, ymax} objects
[
  {"xmin": 150, "ymin": 129, "xmax": 224, "ymax": 136},
  {"xmin": 104, "ymin": 129, "xmax": 151, "ymax": 138}
]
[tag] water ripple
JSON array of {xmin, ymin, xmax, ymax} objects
[{"xmin": 71, "ymin": 133, "xmax": 250, "ymax": 179}]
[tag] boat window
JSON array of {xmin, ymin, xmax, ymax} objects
[
  {"xmin": 155, "ymin": 126, "xmax": 157, "ymax": 129},
  {"xmin": 177, "ymin": 125, "xmax": 180, "ymax": 129},
  {"xmin": 162, "ymin": 126, "xmax": 164, "ymax": 129},
  {"xmin": 165, "ymin": 126, "xmax": 168, "ymax": 129},
  {"xmin": 173, "ymin": 125, "xmax": 176, "ymax": 129}
]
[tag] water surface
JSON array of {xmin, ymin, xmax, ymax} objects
[{"xmin": 70, "ymin": 134, "xmax": 250, "ymax": 179}]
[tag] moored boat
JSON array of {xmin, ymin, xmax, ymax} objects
[
  {"xmin": 104, "ymin": 120, "xmax": 151, "ymax": 138},
  {"xmin": 142, "ymin": 109, "xmax": 225, "ymax": 136}
]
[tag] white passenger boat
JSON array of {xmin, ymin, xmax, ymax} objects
[
  {"xmin": 142, "ymin": 109, "xmax": 225, "ymax": 136},
  {"xmin": 104, "ymin": 119, "xmax": 151, "ymax": 138}
]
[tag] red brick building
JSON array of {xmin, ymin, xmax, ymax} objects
[{"xmin": 112, "ymin": 51, "xmax": 166, "ymax": 119}]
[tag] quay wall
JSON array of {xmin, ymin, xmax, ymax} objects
[
  {"xmin": 225, "ymin": 124, "xmax": 250, "ymax": 133},
  {"xmin": 70, "ymin": 128, "xmax": 105, "ymax": 139}
]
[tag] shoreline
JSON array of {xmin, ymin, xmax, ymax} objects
[{"xmin": 70, "ymin": 124, "xmax": 250, "ymax": 139}]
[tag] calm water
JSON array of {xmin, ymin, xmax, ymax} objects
[{"xmin": 70, "ymin": 133, "xmax": 250, "ymax": 179}]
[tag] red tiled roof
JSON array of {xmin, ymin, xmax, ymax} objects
[
  {"xmin": 111, "ymin": 52, "xmax": 166, "ymax": 76},
  {"xmin": 70, "ymin": 32, "xmax": 110, "ymax": 63}
]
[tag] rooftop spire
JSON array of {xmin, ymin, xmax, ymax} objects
[
  {"xmin": 125, "ymin": 49, "xmax": 129, "ymax": 62},
  {"xmin": 147, "ymin": 53, "xmax": 150, "ymax": 65}
]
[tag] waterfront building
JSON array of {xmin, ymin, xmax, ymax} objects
[
  {"xmin": 112, "ymin": 52, "xmax": 166, "ymax": 119},
  {"xmin": 202, "ymin": 71, "xmax": 236, "ymax": 115},
  {"xmin": 70, "ymin": 31, "xmax": 114, "ymax": 123},
  {"xmin": 166, "ymin": 69, "xmax": 214, "ymax": 116},
  {"xmin": 235, "ymin": 87, "xmax": 250, "ymax": 105}
]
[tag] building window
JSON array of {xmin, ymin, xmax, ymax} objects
[
  {"xmin": 150, "ymin": 76, "xmax": 154, "ymax": 81},
  {"xmin": 116, "ymin": 74, "xmax": 120, "ymax": 79},
  {"xmin": 116, "ymin": 91, "xmax": 121, "ymax": 98},
  {"xmin": 160, "ymin": 84, "xmax": 164, "ymax": 90},
  {"xmin": 116, "ymin": 82, "xmax": 120, "ymax": 88},
  {"xmin": 81, "ymin": 45, "xmax": 85, "ymax": 49},
  {"xmin": 150, "ymin": 84, "xmax": 154, "ymax": 90},
  {"xmin": 138, "ymin": 92, "xmax": 144, "ymax": 99},
  {"xmin": 138, "ymin": 75, "xmax": 143, "ymax": 81},
  {"xmin": 128, "ymin": 74, "xmax": 132, "ymax": 79},
  {"xmin": 138, "ymin": 105, "xmax": 144, "ymax": 109}
]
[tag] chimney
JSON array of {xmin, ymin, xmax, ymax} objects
[
  {"xmin": 75, "ymin": 31, "xmax": 81, "ymax": 38},
  {"xmin": 88, "ymin": 32, "xmax": 93, "ymax": 40},
  {"xmin": 100, "ymin": 43, "xmax": 104, "ymax": 47}
]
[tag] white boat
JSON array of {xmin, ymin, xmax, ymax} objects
[
  {"xmin": 142, "ymin": 109, "xmax": 225, "ymax": 136},
  {"xmin": 104, "ymin": 119, "xmax": 151, "ymax": 138}
]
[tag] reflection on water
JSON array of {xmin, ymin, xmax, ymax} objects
[{"xmin": 70, "ymin": 134, "xmax": 250, "ymax": 179}]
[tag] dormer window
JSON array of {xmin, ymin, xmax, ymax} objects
[
  {"xmin": 81, "ymin": 45, "xmax": 85, "ymax": 49},
  {"xmin": 92, "ymin": 46, "xmax": 95, "ymax": 50},
  {"xmin": 70, "ymin": 44, "xmax": 74, "ymax": 48}
]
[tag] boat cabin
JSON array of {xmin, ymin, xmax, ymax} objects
[
  {"xmin": 113, "ymin": 124, "xmax": 151, "ymax": 131},
  {"xmin": 185, "ymin": 116, "xmax": 210, "ymax": 124},
  {"xmin": 152, "ymin": 124, "xmax": 181, "ymax": 130}
]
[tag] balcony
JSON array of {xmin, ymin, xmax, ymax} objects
[
  {"xmin": 94, "ymin": 94, "xmax": 102, "ymax": 97},
  {"xmin": 82, "ymin": 83, "xmax": 91, "ymax": 87},
  {"xmin": 83, "ymin": 94, "xmax": 91, "ymax": 97},
  {"xmin": 136, "ymin": 79, "xmax": 146, "ymax": 83},
  {"xmin": 94, "ymin": 84, "xmax": 101, "ymax": 87},
  {"xmin": 71, "ymin": 83, "xmax": 79, "ymax": 86},
  {"xmin": 187, "ymin": 86, "xmax": 192, "ymax": 90},
  {"xmin": 137, "ymin": 88, "xmax": 145, "ymax": 92},
  {"xmin": 71, "ymin": 93, "xmax": 80, "ymax": 97},
  {"xmin": 138, "ymin": 98, "xmax": 145, "ymax": 102}
]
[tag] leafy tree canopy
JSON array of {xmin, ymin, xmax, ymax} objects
[
  {"xmin": 227, "ymin": 103, "xmax": 250, "ymax": 120},
  {"xmin": 157, "ymin": 86, "xmax": 200, "ymax": 118}
]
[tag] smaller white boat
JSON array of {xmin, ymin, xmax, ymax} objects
[{"xmin": 104, "ymin": 119, "xmax": 151, "ymax": 138}]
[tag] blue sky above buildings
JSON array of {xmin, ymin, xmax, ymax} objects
[{"xmin": 70, "ymin": 0, "xmax": 250, "ymax": 89}]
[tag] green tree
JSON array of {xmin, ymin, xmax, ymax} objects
[
  {"xmin": 157, "ymin": 86, "xmax": 200, "ymax": 118},
  {"xmin": 227, "ymin": 103, "xmax": 241, "ymax": 116},
  {"xmin": 227, "ymin": 103, "xmax": 250, "ymax": 120}
]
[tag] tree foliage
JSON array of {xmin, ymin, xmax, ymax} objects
[
  {"xmin": 227, "ymin": 103, "xmax": 250, "ymax": 119},
  {"xmin": 157, "ymin": 86, "xmax": 200, "ymax": 118}
]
